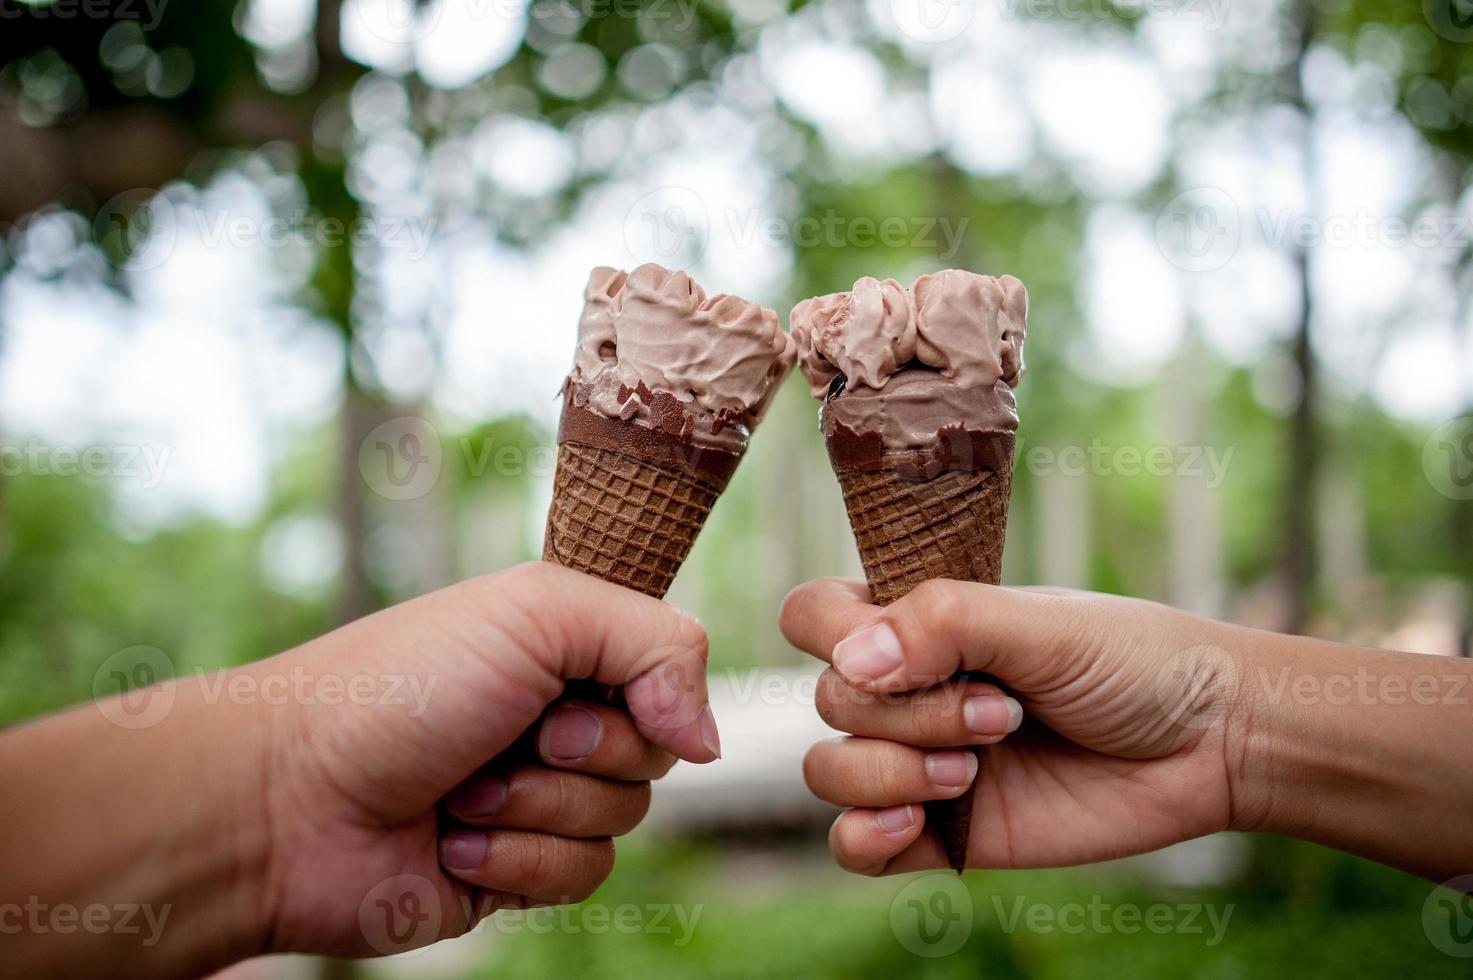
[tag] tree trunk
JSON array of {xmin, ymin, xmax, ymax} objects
[
  {"xmin": 331, "ymin": 380, "xmax": 379, "ymax": 625},
  {"xmin": 1454, "ymin": 247, "xmax": 1473, "ymax": 658},
  {"xmin": 314, "ymin": 3, "xmax": 371, "ymax": 974},
  {"xmin": 1279, "ymin": 0, "xmax": 1318, "ymax": 635},
  {"xmin": 1282, "ymin": 265, "xmax": 1315, "ymax": 634}
]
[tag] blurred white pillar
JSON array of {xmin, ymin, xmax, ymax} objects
[
  {"xmin": 1168, "ymin": 467, "xmax": 1225, "ymax": 617},
  {"xmin": 1317, "ymin": 459, "xmax": 1368, "ymax": 619},
  {"xmin": 1036, "ymin": 467, "xmax": 1090, "ymax": 590},
  {"xmin": 1001, "ymin": 487, "xmax": 1026, "ymax": 584},
  {"xmin": 1164, "ymin": 340, "xmax": 1225, "ymax": 618},
  {"xmin": 463, "ymin": 484, "xmax": 530, "ymax": 576}
]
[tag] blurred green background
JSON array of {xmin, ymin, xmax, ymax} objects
[{"xmin": 1, "ymin": 0, "xmax": 1471, "ymax": 976}]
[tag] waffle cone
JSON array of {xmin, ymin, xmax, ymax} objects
[
  {"xmin": 834, "ymin": 454, "xmax": 1013, "ymax": 606},
  {"xmin": 542, "ymin": 441, "xmax": 730, "ymax": 599},
  {"xmin": 831, "ymin": 447, "xmax": 1014, "ymax": 873}
]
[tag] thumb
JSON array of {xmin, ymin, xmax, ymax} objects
[
  {"xmin": 782, "ymin": 577, "xmax": 1080, "ymax": 694},
  {"xmin": 472, "ymin": 561, "xmax": 719, "ymax": 764}
]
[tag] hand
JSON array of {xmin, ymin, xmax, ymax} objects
[
  {"xmin": 781, "ymin": 578, "xmax": 1248, "ymax": 875},
  {"xmin": 257, "ymin": 561, "xmax": 719, "ymax": 956},
  {"xmin": 0, "ymin": 561, "xmax": 719, "ymax": 978}
]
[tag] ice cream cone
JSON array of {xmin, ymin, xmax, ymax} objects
[
  {"xmin": 542, "ymin": 264, "xmax": 794, "ymax": 598},
  {"xmin": 827, "ymin": 432, "xmax": 1015, "ymax": 871},
  {"xmin": 543, "ymin": 399, "xmax": 739, "ymax": 599},
  {"xmin": 792, "ymin": 270, "xmax": 1029, "ymax": 873},
  {"xmin": 831, "ymin": 439, "xmax": 1014, "ymax": 607}
]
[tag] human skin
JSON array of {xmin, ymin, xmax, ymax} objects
[
  {"xmin": 782, "ymin": 577, "xmax": 1473, "ymax": 884},
  {"xmin": 0, "ymin": 562, "xmax": 720, "ymax": 979}
]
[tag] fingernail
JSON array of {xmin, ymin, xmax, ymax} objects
[
  {"xmin": 925, "ymin": 750, "xmax": 979, "ymax": 788},
  {"xmin": 965, "ymin": 696, "xmax": 1023, "ymax": 736},
  {"xmin": 448, "ymin": 776, "xmax": 508, "ymax": 818},
  {"xmin": 440, "ymin": 831, "xmax": 487, "ymax": 870},
  {"xmin": 698, "ymin": 704, "xmax": 722, "ymax": 759},
  {"xmin": 541, "ymin": 705, "xmax": 603, "ymax": 761},
  {"xmin": 876, "ymin": 804, "xmax": 916, "ymax": 834},
  {"xmin": 833, "ymin": 622, "xmax": 903, "ymax": 682}
]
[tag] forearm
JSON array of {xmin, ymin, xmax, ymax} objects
[
  {"xmin": 1231, "ymin": 631, "xmax": 1473, "ymax": 882},
  {"xmin": 0, "ymin": 673, "xmax": 272, "ymax": 978}
]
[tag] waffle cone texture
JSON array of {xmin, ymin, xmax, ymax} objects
[
  {"xmin": 832, "ymin": 447, "xmax": 1015, "ymax": 873},
  {"xmin": 542, "ymin": 441, "xmax": 730, "ymax": 599},
  {"xmin": 835, "ymin": 453, "xmax": 1013, "ymax": 606}
]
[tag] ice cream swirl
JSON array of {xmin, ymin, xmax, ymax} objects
[
  {"xmin": 568, "ymin": 264, "xmax": 797, "ymax": 454},
  {"xmin": 791, "ymin": 270, "xmax": 1028, "ymax": 452}
]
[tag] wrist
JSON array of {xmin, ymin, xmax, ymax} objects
[
  {"xmin": 231, "ymin": 654, "xmax": 315, "ymax": 958},
  {"xmin": 218, "ymin": 674, "xmax": 279, "ymax": 962},
  {"xmin": 156, "ymin": 670, "xmax": 279, "ymax": 973},
  {"xmin": 1220, "ymin": 627, "xmax": 1333, "ymax": 837},
  {"xmin": 0, "ymin": 669, "xmax": 277, "ymax": 979},
  {"xmin": 1221, "ymin": 632, "xmax": 1473, "ymax": 881},
  {"xmin": 1220, "ymin": 633, "xmax": 1283, "ymax": 835}
]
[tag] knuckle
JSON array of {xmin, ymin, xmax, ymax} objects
[
  {"xmin": 511, "ymin": 766, "xmax": 573, "ymax": 831},
  {"xmin": 779, "ymin": 581, "xmax": 822, "ymax": 641},
  {"xmin": 570, "ymin": 840, "xmax": 616, "ymax": 901},
  {"xmin": 814, "ymin": 671, "xmax": 847, "ymax": 728},
  {"xmin": 648, "ymin": 748, "xmax": 678, "ymax": 779},
  {"xmin": 777, "ymin": 585, "xmax": 803, "ymax": 638},
  {"xmin": 612, "ymin": 783, "xmax": 652, "ymax": 835},
  {"xmin": 912, "ymin": 685, "xmax": 968, "ymax": 742},
  {"xmin": 872, "ymin": 756, "xmax": 908, "ymax": 800},
  {"xmin": 801, "ymin": 743, "xmax": 825, "ymax": 790},
  {"xmin": 520, "ymin": 833, "xmax": 552, "ymax": 886},
  {"xmin": 547, "ymin": 770, "xmax": 575, "ymax": 829},
  {"xmin": 465, "ymin": 566, "xmax": 566, "ymax": 676},
  {"xmin": 663, "ymin": 613, "xmax": 709, "ymax": 666},
  {"xmin": 902, "ymin": 702, "xmax": 942, "ymax": 745},
  {"xmin": 801, "ymin": 738, "xmax": 841, "ymax": 796},
  {"xmin": 500, "ymin": 560, "xmax": 560, "ymax": 600},
  {"xmin": 909, "ymin": 578, "xmax": 965, "ymax": 629},
  {"xmin": 829, "ymin": 816, "xmax": 882, "ymax": 877},
  {"xmin": 597, "ymin": 838, "xmax": 617, "ymax": 875}
]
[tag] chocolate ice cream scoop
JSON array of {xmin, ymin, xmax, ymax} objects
[
  {"xmin": 792, "ymin": 269, "xmax": 1027, "ymax": 453},
  {"xmin": 570, "ymin": 264, "xmax": 796, "ymax": 458}
]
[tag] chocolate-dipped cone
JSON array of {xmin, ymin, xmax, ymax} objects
[
  {"xmin": 792, "ymin": 270, "xmax": 1030, "ymax": 874},
  {"xmin": 542, "ymin": 264, "xmax": 794, "ymax": 598},
  {"xmin": 834, "ymin": 449, "xmax": 1013, "ymax": 605},
  {"xmin": 542, "ymin": 442, "xmax": 722, "ymax": 598},
  {"xmin": 829, "ymin": 437, "xmax": 1014, "ymax": 870},
  {"xmin": 543, "ymin": 388, "xmax": 740, "ymax": 598}
]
